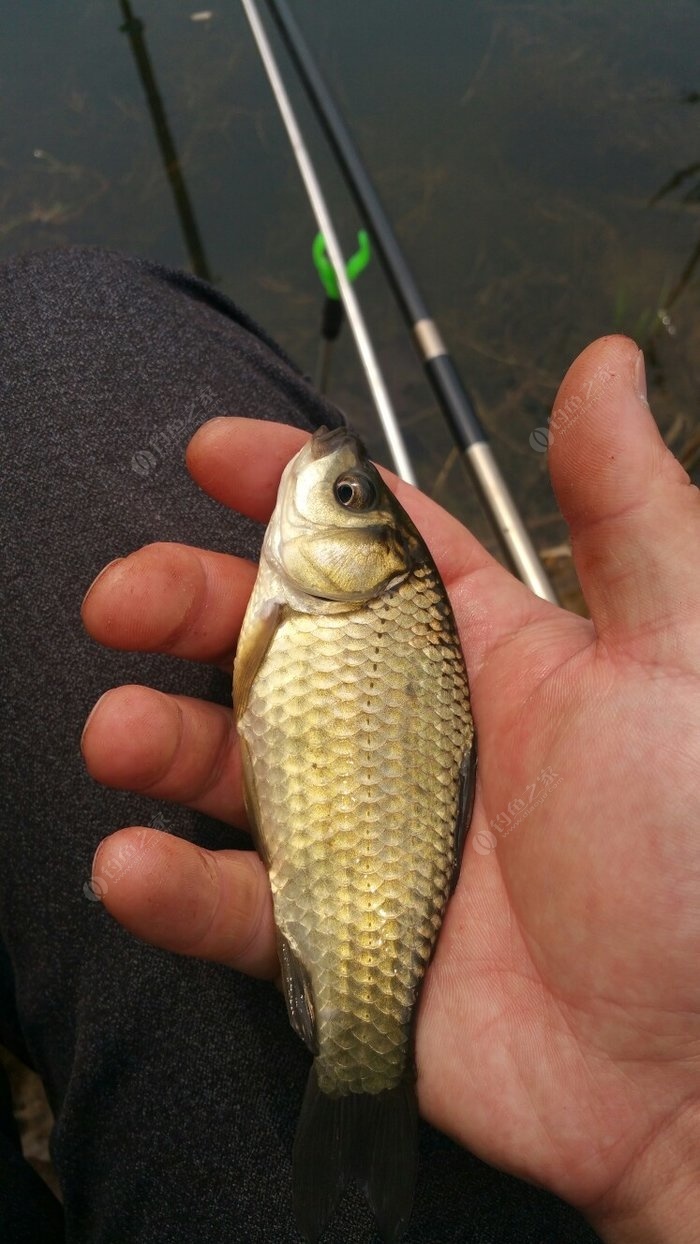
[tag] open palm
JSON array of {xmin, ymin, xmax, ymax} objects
[{"xmin": 82, "ymin": 336, "xmax": 700, "ymax": 1241}]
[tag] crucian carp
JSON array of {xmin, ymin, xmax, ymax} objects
[{"xmin": 233, "ymin": 426, "xmax": 475, "ymax": 1242}]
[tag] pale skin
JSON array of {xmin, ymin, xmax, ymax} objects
[{"xmin": 81, "ymin": 336, "xmax": 700, "ymax": 1241}]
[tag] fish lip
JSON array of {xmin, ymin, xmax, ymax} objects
[{"xmin": 310, "ymin": 426, "xmax": 368, "ymax": 462}]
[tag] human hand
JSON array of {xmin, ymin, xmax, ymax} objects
[{"xmin": 81, "ymin": 336, "xmax": 700, "ymax": 1242}]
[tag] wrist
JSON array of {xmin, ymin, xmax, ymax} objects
[{"xmin": 586, "ymin": 1105, "xmax": 700, "ymax": 1244}]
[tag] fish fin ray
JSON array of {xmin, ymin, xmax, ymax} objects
[
  {"xmin": 451, "ymin": 740, "xmax": 477, "ymax": 893},
  {"xmin": 293, "ymin": 1065, "xmax": 417, "ymax": 1243},
  {"xmin": 233, "ymin": 599, "xmax": 282, "ymax": 718},
  {"xmin": 277, "ymin": 934, "xmax": 317, "ymax": 1054},
  {"xmin": 238, "ymin": 736, "xmax": 269, "ymax": 868}
]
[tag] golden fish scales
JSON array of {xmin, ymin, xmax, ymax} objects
[{"xmin": 240, "ymin": 561, "xmax": 472, "ymax": 1097}]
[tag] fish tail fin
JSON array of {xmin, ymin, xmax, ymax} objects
[{"xmin": 293, "ymin": 1062, "xmax": 417, "ymax": 1243}]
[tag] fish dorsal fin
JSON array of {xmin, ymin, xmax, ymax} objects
[
  {"xmin": 233, "ymin": 599, "xmax": 283, "ymax": 719},
  {"xmin": 277, "ymin": 933, "xmax": 317, "ymax": 1054}
]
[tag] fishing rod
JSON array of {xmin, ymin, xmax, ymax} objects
[
  {"xmin": 119, "ymin": 0, "xmax": 212, "ymax": 282},
  {"xmin": 241, "ymin": 0, "xmax": 416, "ymax": 486},
  {"xmin": 265, "ymin": 0, "xmax": 556, "ymax": 603}
]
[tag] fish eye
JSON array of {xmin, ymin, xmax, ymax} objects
[{"xmin": 333, "ymin": 472, "xmax": 378, "ymax": 511}]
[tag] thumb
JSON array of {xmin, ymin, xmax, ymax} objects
[{"xmin": 547, "ymin": 335, "xmax": 699, "ymax": 663}]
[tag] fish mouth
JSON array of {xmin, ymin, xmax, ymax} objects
[{"xmin": 310, "ymin": 426, "xmax": 368, "ymax": 462}]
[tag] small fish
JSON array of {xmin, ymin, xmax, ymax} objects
[{"xmin": 234, "ymin": 427, "xmax": 475, "ymax": 1242}]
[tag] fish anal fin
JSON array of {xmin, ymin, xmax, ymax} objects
[
  {"xmin": 233, "ymin": 599, "xmax": 282, "ymax": 719},
  {"xmin": 450, "ymin": 740, "xmax": 477, "ymax": 893},
  {"xmin": 293, "ymin": 1064, "xmax": 417, "ymax": 1243},
  {"xmin": 277, "ymin": 934, "xmax": 317, "ymax": 1054}
]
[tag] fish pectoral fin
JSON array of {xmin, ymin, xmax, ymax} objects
[
  {"xmin": 277, "ymin": 934, "xmax": 317, "ymax": 1054},
  {"xmin": 238, "ymin": 735, "xmax": 269, "ymax": 869},
  {"xmin": 233, "ymin": 598, "xmax": 283, "ymax": 718},
  {"xmin": 451, "ymin": 740, "xmax": 477, "ymax": 893}
]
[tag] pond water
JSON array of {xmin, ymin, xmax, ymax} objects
[{"xmin": 3, "ymin": 0, "xmax": 699, "ymax": 606}]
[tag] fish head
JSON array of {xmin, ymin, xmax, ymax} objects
[{"xmin": 265, "ymin": 427, "xmax": 422, "ymax": 602}]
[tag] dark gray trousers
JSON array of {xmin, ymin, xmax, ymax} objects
[{"xmin": 0, "ymin": 247, "xmax": 598, "ymax": 1243}]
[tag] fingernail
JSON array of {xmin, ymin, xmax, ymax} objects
[
  {"xmin": 87, "ymin": 839, "xmax": 109, "ymax": 902},
  {"xmin": 80, "ymin": 690, "xmax": 110, "ymax": 748},
  {"xmin": 92, "ymin": 839, "xmax": 106, "ymax": 875},
  {"xmin": 635, "ymin": 349, "xmax": 648, "ymax": 404},
  {"xmin": 189, "ymin": 416, "xmax": 227, "ymax": 441},
  {"xmin": 82, "ymin": 558, "xmax": 124, "ymax": 607}
]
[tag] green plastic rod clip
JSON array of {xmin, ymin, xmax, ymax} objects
[{"xmin": 312, "ymin": 229, "xmax": 371, "ymax": 300}]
